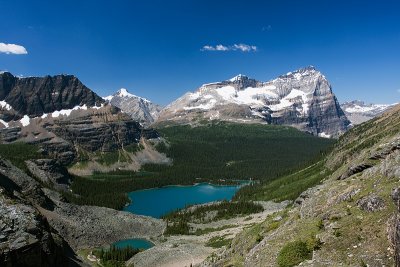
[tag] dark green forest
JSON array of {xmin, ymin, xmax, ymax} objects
[
  {"xmin": 233, "ymin": 160, "xmax": 332, "ymax": 202},
  {"xmin": 93, "ymin": 245, "xmax": 140, "ymax": 267},
  {"xmin": 162, "ymin": 200, "xmax": 264, "ymax": 235}
]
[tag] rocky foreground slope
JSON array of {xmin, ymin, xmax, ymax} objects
[
  {"xmin": 0, "ymin": 155, "xmax": 165, "ymax": 266},
  {"xmin": 156, "ymin": 66, "xmax": 350, "ymax": 137},
  {"xmin": 202, "ymin": 104, "xmax": 400, "ymax": 266}
]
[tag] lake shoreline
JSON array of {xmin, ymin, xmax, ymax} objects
[{"xmin": 123, "ymin": 182, "xmax": 251, "ymax": 218}]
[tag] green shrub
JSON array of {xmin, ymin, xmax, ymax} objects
[
  {"xmin": 306, "ymin": 235, "xmax": 322, "ymax": 251},
  {"xmin": 206, "ymin": 236, "xmax": 232, "ymax": 248},
  {"xmin": 277, "ymin": 240, "xmax": 311, "ymax": 267},
  {"xmin": 316, "ymin": 219, "xmax": 324, "ymax": 230},
  {"xmin": 266, "ymin": 221, "xmax": 281, "ymax": 232}
]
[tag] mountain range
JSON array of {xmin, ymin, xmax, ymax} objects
[
  {"xmin": 1, "ymin": 68, "xmax": 396, "ymax": 140},
  {"xmin": 340, "ymin": 100, "xmax": 398, "ymax": 125}
]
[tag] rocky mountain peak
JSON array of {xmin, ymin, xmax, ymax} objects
[
  {"xmin": 104, "ymin": 88, "xmax": 162, "ymax": 126},
  {"xmin": 228, "ymin": 74, "xmax": 249, "ymax": 82},
  {"xmin": 156, "ymin": 66, "xmax": 350, "ymax": 137},
  {"xmin": 0, "ymin": 72, "xmax": 104, "ymax": 119},
  {"xmin": 277, "ymin": 65, "xmax": 321, "ymax": 80},
  {"xmin": 117, "ymin": 88, "xmax": 134, "ymax": 98}
]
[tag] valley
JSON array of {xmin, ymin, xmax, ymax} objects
[{"xmin": 61, "ymin": 122, "xmax": 333, "ymax": 210}]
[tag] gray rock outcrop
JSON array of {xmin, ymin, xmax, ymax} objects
[{"xmin": 104, "ymin": 88, "xmax": 162, "ymax": 127}]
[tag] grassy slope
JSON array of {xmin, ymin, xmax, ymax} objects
[{"xmin": 209, "ymin": 105, "xmax": 400, "ymax": 266}]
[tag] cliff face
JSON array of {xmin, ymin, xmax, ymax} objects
[
  {"xmin": 0, "ymin": 158, "xmax": 75, "ymax": 267},
  {"xmin": 0, "ymin": 72, "xmax": 104, "ymax": 120},
  {"xmin": 156, "ymin": 67, "xmax": 350, "ymax": 137},
  {"xmin": 203, "ymin": 105, "xmax": 400, "ymax": 266}
]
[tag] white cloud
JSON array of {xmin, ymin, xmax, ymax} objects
[
  {"xmin": 202, "ymin": 45, "xmax": 229, "ymax": 51},
  {"xmin": 201, "ymin": 43, "xmax": 257, "ymax": 52},
  {"xmin": 0, "ymin": 43, "xmax": 28, "ymax": 55},
  {"xmin": 262, "ymin": 25, "xmax": 272, "ymax": 31}
]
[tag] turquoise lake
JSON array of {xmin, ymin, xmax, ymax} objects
[
  {"xmin": 123, "ymin": 183, "xmax": 244, "ymax": 218},
  {"xmin": 113, "ymin": 238, "xmax": 154, "ymax": 250}
]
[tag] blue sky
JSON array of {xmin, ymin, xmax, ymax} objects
[{"xmin": 0, "ymin": 0, "xmax": 399, "ymax": 105}]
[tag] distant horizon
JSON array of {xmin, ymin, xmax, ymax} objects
[{"xmin": 1, "ymin": 0, "xmax": 399, "ymax": 105}]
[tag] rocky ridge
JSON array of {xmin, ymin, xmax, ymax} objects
[{"xmin": 156, "ymin": 66, "xmax": 350, "ymax": 137}]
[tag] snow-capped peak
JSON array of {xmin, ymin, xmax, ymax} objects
[
  {"xmin": 228, "ymin": 74, "xmax": 248, "ymax": 82},
  {"xmin": 101, "ymin": 88, "xmax": 162, "ymax": 126},
  {"xmin": 117, "ymin": 88, "xmax": 134, "ymax": 98}
]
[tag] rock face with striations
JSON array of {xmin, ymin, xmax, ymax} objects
[
  {"xmin": 156, "ymin": 66, "xmax": 350, "ymax": 137},
  {"xmin": 46, "ymin": 107, "xmax": 145, "ymax": 152},
  {"xmin": 0, "ymin": 71, "xmax": 104, "ymax": 120}
]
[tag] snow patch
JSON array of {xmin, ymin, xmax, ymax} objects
[
  {"xmin": 51, "ymin": 105, "xmax": 88, "ymax": 118},
  {"xmin": 91, "ymin": 104, "xmax": 104, "ymax": 110},
  {"xmin": 318, "ymin": 132, "xmax": 331, "ymax": 138},
  {"xmin": 0, "ymin": 100, "xmax": 12, "ymax": 111},
  {"xmin": 229, "ymin": 74, "xmax": 247, "ymax": 82},
  {"xmin": 345, "ymin": 103, "xmax": 396, "ymax": 113},
  {"xmin": 20, "ymin": 115, "xmax": 30, "ymax": 127},
  {"xmin": 216, "ymin": 85, "xmax": 279, "ymax": 106},
  {"xmin": 269, "ymin": 89, "xmax": 310, "ymax": 115},
  {"xmin": 117, "ymin": 88, "xmax": 151, "ymax": 102},
  {"xmin": 0, "ymin": 119, "xmax": 9, "ymax": 128},
  {"xmin": 103, "ymin": 95, "xmax": 113, "ymax": 101},
  {"xmin": 183, "ymin": 99, "xmax": 217, "ymax": 110},
  {"xmin": 118, "ymin": 88, "xmax": 132, "ymax": 97}
]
